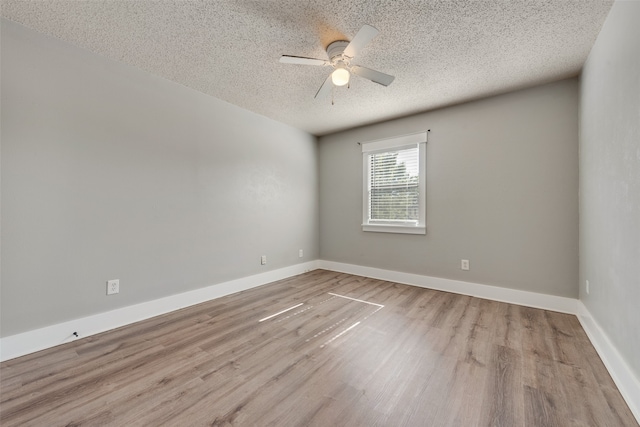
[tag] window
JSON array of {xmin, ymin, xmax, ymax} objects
[{"xmin": 362, "ymin": 132, "xmax": 427, "ymax": 234}]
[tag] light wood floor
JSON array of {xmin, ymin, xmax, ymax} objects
[{"xmin": 1, "ymin": 270, "xmax": 636, "ymax": 426}]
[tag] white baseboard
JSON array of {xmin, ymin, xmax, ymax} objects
[
  {"xmin": 0, "ymin": 261, "xmax": 319, "ymax": 362},
  {"xmin": 577, "ymin": 301, "xmax": 640, "ymax": 423},
  {"xmin": 317, "ymin": 260, "xmax": 578, "ymax": 314}
]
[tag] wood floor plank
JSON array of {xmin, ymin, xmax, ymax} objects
[
  {"xmin": 1, "ymin": 270, "xmax": 636, "ymax": 426},
  {"xmin": 492, "ymin": 302, "xmax": 524, "ymax": 351},
  {"xmin": 524, "ymin": 385, "xmax": 563, "ymax": 427},
  {"xmin": 480, "ymin": 344, "xmax": 525, "ymax": 427},
  {"xmin": 394, "ymin": 353, "xmax": 459, "ymax": 426}
]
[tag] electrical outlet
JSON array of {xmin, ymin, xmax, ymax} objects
[
  {"xmin": 461, "ymin": 259, "xmax": 470, "ymax": 271},
  {"xmin": 261, "ymin": 255, "xmax": 267, "ymax": 265},
  {"xmin": 586, "ymin": 280, "xmax": 590, "ymax": 294},
  {"xmin": 299, "ymin": 249, "xmax": 304, "ymax": 258},
  {"xmin": 107, "ymin": 279, "xmax": 119, "ymax": 295}
]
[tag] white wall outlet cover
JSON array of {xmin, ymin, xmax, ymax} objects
[
  {"xmin": 107, "ymin": 279, "xmax": 120, "ymax": 295},
  {"xmin": 261, "ymin": 255, "xmax": 267, "ymax": 265},
  {"xmin": 299, "ymin": 249, "xmax": 304, "ymax": 258},
  {"xmin": 461, "ymin": 260, "xmax": 470, "ymax": 271}
]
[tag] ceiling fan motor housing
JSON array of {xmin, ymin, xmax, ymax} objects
[{"xmin": 327, "ymin": 40, "xmax": 350, "ymax": 63}]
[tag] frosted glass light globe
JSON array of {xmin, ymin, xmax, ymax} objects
[{"xmin": 331, "ymin": 68, "xmax": 350, "ymax": 86}]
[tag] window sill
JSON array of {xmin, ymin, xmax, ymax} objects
[{"xmin": 362, "ymin": 224, "xmax": 426, "ymax": 235}]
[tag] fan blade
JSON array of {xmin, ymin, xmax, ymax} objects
[
  {"xmin": 314, "ymin": 75, "xmax": 333, "ymax": 99},
  {"xmin": 352, "ymin": 66, "xmax": 395, "ymax": 86},
  {"xmin": 343, "ymin": 24, "xmax": 379, "ymax": 58},
  {"xmin": 280, "ymin": 55, "xmax": 328, "ymax": 66}
]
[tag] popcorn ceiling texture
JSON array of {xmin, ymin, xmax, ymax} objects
[{"xmin": 1, "ymin": 0, "xmax": 613, "ymax": 135}]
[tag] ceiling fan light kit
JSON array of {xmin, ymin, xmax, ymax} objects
[
  {"xmin": 331, "ymin": 68, "xmax": 350, "ymax": 86},
  {"xmin": 280, "ymin": 24, "xmax": 395, "ymax": 100}
]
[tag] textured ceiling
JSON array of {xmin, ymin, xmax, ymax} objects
[{"xmin": 1, "ymin": 0, "xmax": 613, "ymax": 136}]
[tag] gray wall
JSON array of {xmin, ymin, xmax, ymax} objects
[
  {"xmin": 1, "ymin": 19, "xmax": 319, "ymax": 337},
  {"xmin": 579, "ymin": 0, "xmax": 640, "ymax": 378},
  {"xmin": 319, "ymin": 79, "xmax": 579, "ymax": 298}
]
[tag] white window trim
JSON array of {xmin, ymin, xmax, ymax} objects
[{"xmin": 361, "ymin": 131, "xmax": 427, "ymax": 235}]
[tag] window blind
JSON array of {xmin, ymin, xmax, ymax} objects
[{"xmin": 368, "ymin": 145, "xmax": 419, "ymax": 223}]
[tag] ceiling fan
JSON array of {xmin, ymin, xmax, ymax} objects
[{"xmin": 279, "ymin": 24, "xmax": 395, "ymax": 99}]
